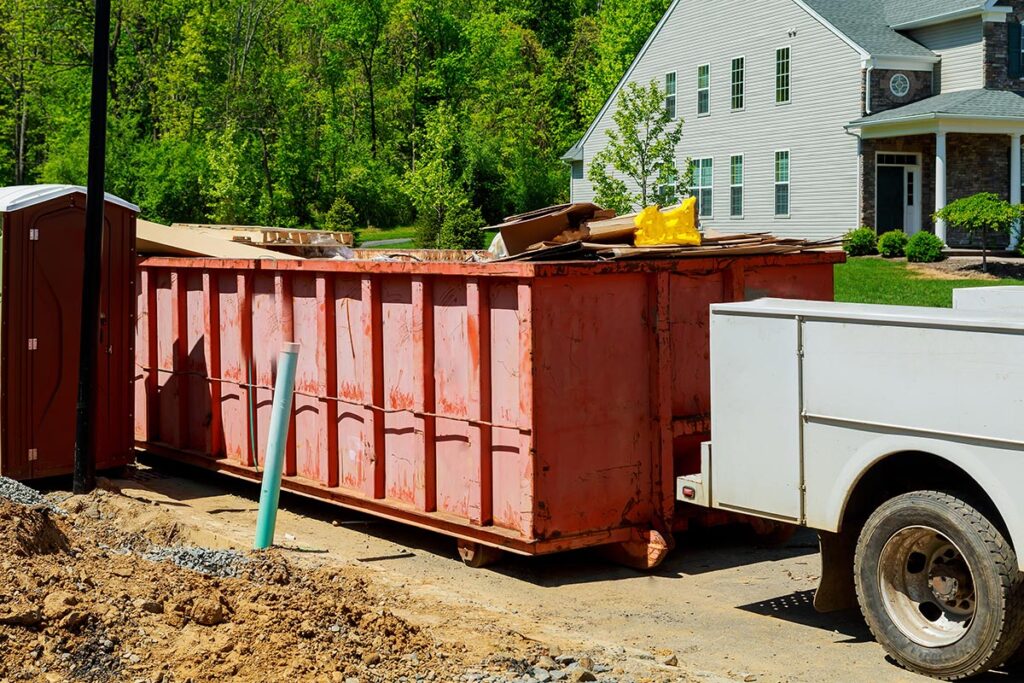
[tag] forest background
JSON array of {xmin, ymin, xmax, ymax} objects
[{"xmin": 0, "ymin": 0, "xmax": 671, "ymax": 244}]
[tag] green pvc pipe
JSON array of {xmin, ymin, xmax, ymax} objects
[{"xmin": 254, "ymin": 342, "xmax": 300, "ymax": 550}]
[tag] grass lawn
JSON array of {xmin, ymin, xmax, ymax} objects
[
  {"xmin": 835, "ymin": 257, "xmax": 1024, "ymax": 308},
  {"xmin": 354, "ymin": 225, "xmax": 417, "ymax": 248}
]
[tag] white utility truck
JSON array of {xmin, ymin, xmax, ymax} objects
[{"xmin": 678, "ymin": 293, "xmax": 1024, "ymax": 680}]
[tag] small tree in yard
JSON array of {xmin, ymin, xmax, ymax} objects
[
  {"xmin": 934, "ymin": 193, "xmax": 1024, "ymax": 272},
  {"xmin": 588, "ymin": 80, "xmax": 690, "ymax": 213}
]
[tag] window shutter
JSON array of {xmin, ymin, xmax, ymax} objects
[{"xmin": 1009, "ymin": 22, "xmax": 1021, "ymax": 79}]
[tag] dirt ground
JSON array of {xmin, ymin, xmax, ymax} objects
[
  {"xmin": 6, "ymin": 460, "xmax": 1012, "ymax": 683},
  {"xmin": 909, "ymin": 255, "xmax": 1024, "ymax": 281}
]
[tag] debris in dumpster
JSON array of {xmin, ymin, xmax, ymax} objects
[
  {"xmin": 486, "ymin": 202, "xmax": 840, "ymax": 261},
  {"xmin": 585, "ymin": 213, "xmax": 640, "ymax": 242},
  {"xmin": 486, "ymin": 203, "xmax": 613, "ymax": 256},
  {"xmin": 171, "ymin": 222, "xmax": 355, "ymax": 257},
  {"xmin": 137, "ymin": 220, "xmax": 302, "ymax": 259},
  {"xmin": 635, "ymin": 199, "xmax": 701, "ymax": 247},
  {"xmin": 497, "ymin": 232, "xmax": 842, "ymax": 262}
]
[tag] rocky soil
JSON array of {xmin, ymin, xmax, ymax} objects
[{"xmin": 0, "ymin": 479, "xmax": 656, "ymax": 683}]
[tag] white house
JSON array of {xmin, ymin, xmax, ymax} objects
[{"xmin": 564, "ymin": 0, "xmax": 1024, "ymax": 248}]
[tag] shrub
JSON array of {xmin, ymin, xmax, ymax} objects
[
  {"xmin": 934, "ymin": 192, "xmax": 1024, "ymax": 272},
  {"xmin": 436, "ymin": 204, "xmax": 485, "ymax": 250},
  {"xmin": 877, "ymin": 230, "xmax": 909, "ymax": 258},
  {"xmin": 905, "ymin": 232, "xmax": 946, "ymax": 263},
  {"xmin": 843, "ymin": 227, "xmax": 878, "ymax": 256},
  {"xmin": 315, "ymin": 196, "xmax": 358, "ymax": 232}
]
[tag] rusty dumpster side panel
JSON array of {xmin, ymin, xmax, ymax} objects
[{"xmin": 135, "ymin": 252, "xmax": 842, "ymax": 556}]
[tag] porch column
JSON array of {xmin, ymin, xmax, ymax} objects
[
  {"xmin": 1011, "ymin": 133, "xmax": 1022, "ymax": 250},
  {"xmin": 935, "ymin": 131, "xmax": 948, "ymax": 244}
]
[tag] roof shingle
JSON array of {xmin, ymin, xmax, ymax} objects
[
  {"xmin": 802, "ymin": 0, "xmax": 940, "ymax": 58},
  {"xmin": 850, "ymin": 89, "xmax": 1024, "ymax": 125}
]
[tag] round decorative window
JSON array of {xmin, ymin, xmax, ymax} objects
[{"xmin": 890, "ymin": 73, "xmax": 911, "ymax": 97}]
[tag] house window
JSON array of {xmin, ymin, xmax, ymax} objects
[
  {"xmin": 571, "ymin": 161, "xmax": 584, "ymax": 180},
  {"xmin": 731, "ymin": 58, "xmax": 745, "ymax": 110},
  {"xmin": 697, "ymin": 64, "xmax": 710, "ymax": 116},
  {"xmin": 730, "ymin": 155, "xmax": 744, "ymax": 217},
  {"xmin": 776, "ymin": 47, "xmax": 791, "ymax": 104},
  {"xmin": 878, "ymin": 153, "xmax": 918, "ymax": 166},
  {"xmin": 665, "ymin": 72, "xmax": 677, "ymax": 119},
  {"xmin": 690, "ymin": 157, "xmax": 713, "ymax": 217},
  {"xmin": 775, "ymin": 150, "xmax": 790, "ymax": 217},
  {"xmin": 1010, "ymin": 22, "xmax": 1024, "ymax": 78},
  {"xmin": 1015, "ymin": 24, "xmax": 1024, "ymax": 77}
]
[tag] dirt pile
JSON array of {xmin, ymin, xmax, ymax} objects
[{"xmin": 0, "ymin": 488, "xmax": 469, "ymax": 683}]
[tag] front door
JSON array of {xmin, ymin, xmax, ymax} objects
[
  {"xmin": 876, "ymin": 154, "xmax": 922, "ymax": 235},
  {"xmin": 877, "ymin": 166, "xmax": 906, "ymax": 233},
  {"xmin": 29, "ymin": 206, "xmax": 87, "ymax": 477}
]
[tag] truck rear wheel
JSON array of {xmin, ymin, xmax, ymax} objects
[{"xmin": 854, "ymin": 491, "xmax": 1024, "ymax": 680}]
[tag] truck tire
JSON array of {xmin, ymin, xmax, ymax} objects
[{"xmin": 854, "ymin": 491, "xmax": 1024, "ymax": 680}]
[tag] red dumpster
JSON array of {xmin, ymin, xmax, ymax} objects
[{"xmin": 135, "ymin": 251, "xmax": 842, "ymax": 566}]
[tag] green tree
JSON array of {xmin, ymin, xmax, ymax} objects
[
  {"xmin": 0, "ymin": 0, "xmax": 666, "ymax": 233},
  {"xmin": 588, "ymin": 80, "xmax": 687, "ymax": 213},
  {"xmin": 577, "ymin": 0, "xmax": 670, "ymax": 121},
  {"xmin": 934, "ymin": 193, "xmax": 1024, "ymax": 271},
  {"xmin": 406, "ymin": 102, "xmax": 474, "ymax": 246}
]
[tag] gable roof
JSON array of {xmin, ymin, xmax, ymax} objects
[
  {"xmin": 562, "ymin": 0, "xmax": 983, "ymax": 160},
  {"xmin": 801, "ymin": 0, "xmax": 941, "ymax": 58},
  {"xmin": 848, "ymin": 89, "xmax": 1024, "ymax": 126}
]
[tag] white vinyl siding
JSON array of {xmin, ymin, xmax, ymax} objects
[
  {"xmin": 730, "ymin": 155, "xmax": 744, "ymax": 217},
  {"xmin": 731, "ymin": 57, "xmax": 745, "ymax": 110},
  {"xmin": 691, "ymin": 158, "xmax": 714, "ymax": 217},
  {"xmin": 666, "ymin": 72, "xmax": 677, "ymax": 118},
  {"xmin": 697, "ymin": 64, "xmax": 710, "ymax": 116},
  {"xmin": 571, "ymin": 0, "xmax": 863, "ymax": 239},
  {"xmin": 908, "ymin": 18, "xmax": 983, "ymax": 93}
]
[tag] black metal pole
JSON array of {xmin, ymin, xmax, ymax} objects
[{"xmin": 73, "ymin": 0, "xmax": 111, "ymax": 495}]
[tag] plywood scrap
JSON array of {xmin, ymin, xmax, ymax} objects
[
  {"xmin": 170, "ymin": 222, "xmax": 354, "ymax": 256},
  {"xmin": 137, "ymin": 220, "xmax": 303, "ymax": 259},
  {"xmin": 585, "ymin": 213, "xmax": 639, "ymax": 242}
]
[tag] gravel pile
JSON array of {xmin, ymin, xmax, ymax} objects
[
  {"xmin": 0, "ymin": 476, "xmax": 62, "ymax": 513},
  {"xmin": 142, "ymin": 546, "xmax": 248, "ymax": 578}
]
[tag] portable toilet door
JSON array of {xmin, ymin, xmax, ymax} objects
[{"xmin": 0, "ymin": 185, "xmax": 138, "ymax": 480}]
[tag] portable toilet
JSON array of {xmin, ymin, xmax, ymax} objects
[{"xmin": 0, "ymin": 185, "xmax": 138, "ymax": 480}]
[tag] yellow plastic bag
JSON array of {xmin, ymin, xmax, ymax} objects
[{"xmin": 634, "ymin": 198, "xmax": 701, "ymax": 247}]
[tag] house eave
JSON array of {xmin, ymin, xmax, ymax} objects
[
  {"xmin": 862, "ymin": 54, "xmax": 941, "ymax": 70},
  {"xmin": 561, "ymin": 145, "xmax": 584, "ymax": 163},
  {"xmin": 846, "ymin": 112, "xmax": 1024, "ymax": 138},
  {"xmin": 890, "ymin": 3, "xmax": 1010, "ymax": 31}
]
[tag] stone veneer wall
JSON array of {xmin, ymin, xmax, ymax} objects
[
  {"xmin": 946, "ymin": 134, "xmax": 1012, "ymax": 249},
  {"xmin": 861, "ymin": 69, "xmax": 933, "ymax": 116},
  {"xmin": 986, "ymin": 1, "xmax": 1024, "ymax": 90}
]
